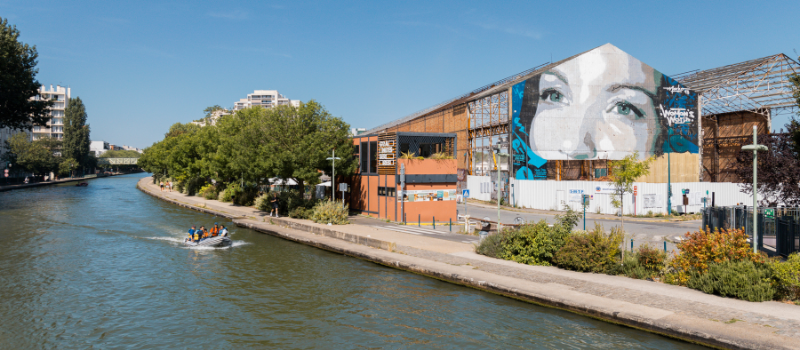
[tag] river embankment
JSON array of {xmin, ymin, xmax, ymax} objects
[{"xmin": 137, "ymin": 176, "xmax": 800, "ymax": 350}]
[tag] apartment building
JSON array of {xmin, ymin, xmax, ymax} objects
[
  {"xmin": 233, "ymin": 90, "xmax": 300, "ymax": 111},
  {"xmin": 90, "ymin": 140, "xmax": 110, "ymax": 156},
  {"xmin": 31, "ymin": 85, "xmax": 71, "ymax": 141}
]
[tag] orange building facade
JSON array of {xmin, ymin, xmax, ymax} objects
[{"xmin": 348, "ymin": 132, "xmax": 458, "ymax": 224}]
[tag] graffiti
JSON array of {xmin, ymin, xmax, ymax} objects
[
  {"xmin": 511, "ymin": 44, "xmax": 699, "ymax": 180},
  {"xmin": 658, "ymin": 106, "xmax": 695, "ymax": 126},
  {"xmin": 663, "ymin": 86, "xmax": 691, "ymax": 95}
]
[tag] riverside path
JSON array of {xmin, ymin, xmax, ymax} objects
[{"xmin": 137, "ymin": 176, "xmax": 800, "ymax": 349}]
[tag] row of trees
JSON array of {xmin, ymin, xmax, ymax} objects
[{"xmin": 139, "ymin": 101, "xmax": 356, "ymax": 194}]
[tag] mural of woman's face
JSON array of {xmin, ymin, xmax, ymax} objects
[{"xmin": 528, "ymin": 46, "xmax": 659, "ymax": 160}]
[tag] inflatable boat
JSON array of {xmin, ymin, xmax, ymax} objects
[{"xmin": 184, "ymin": 236, "xmax": 232, "ymax": 248}]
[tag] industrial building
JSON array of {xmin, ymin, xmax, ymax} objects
[{"xmin": 352, "ymin": 43, "xmax": 799, "ymax": 216}]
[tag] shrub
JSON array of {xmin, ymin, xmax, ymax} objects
[
  {"xmin": 770, "ymin": 253, "xmax": 800, "ymax": 301},
  {"xmin": 198, "ymin": 184, "xmax": 217, "ymax": 199},
  {"xmin": 254, "ymin": 193, "xmax": 271, "ymax": 211},
  {"xmin": 552, "ymin": 223, "xmax": 623, "ymax": 273},
  {"xmin": 223, "ymin": 183, "xmax": 241, "ymax": 203},
  {"xmin": 476, "ymin": 231, "xmax": 504, "ymax": 258},
  {"xmin": 310, "ymin": 200, "xmax": 349, "ymax": 225},
  {"xmin": 637, "ymin": 244, "xmax": 667, "ymax": 272},
  {"xmin": 687, "ymin": 260, "xmax": 775, "ymax": 302},
  {"xmin": 174, "ymin": 181, "xmax": 185, "ymax": 193},
  {"xmin": 235, "ymin": 186, "xmax": 259, "ymax": 206},
  {"xmin": 667, "ymin": 228, "xmax": 763, "ymax": 286},
  {"xmin": 289, "ymin": 207, "xmax": 313, "ymax": 219},
  {"xmin": 278, "ymin": 190, "xmax": 306, "ymax": 213},
  {"xmin": 183, "ymin": 177, "xmax": 206, "ymax": 196}
]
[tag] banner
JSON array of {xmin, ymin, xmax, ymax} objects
[{"xmin": 398, "ymin": 189, "xmax": 457, "ymax": 202}]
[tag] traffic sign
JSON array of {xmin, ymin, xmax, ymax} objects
[{"xmin": 462, "ymin": 189, "xmax": 470, "ymax": 199}]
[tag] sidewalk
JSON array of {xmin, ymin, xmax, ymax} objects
[
  {"xmin": 467, "ymin": 198, "xmax": 701, "ymax": 224},
  {"xmin": 0, "ymin": 175, "xmax": 103, "ymax": 192},
  {"xmin": 138, "ymin": 177, "xmax": 800, "ymax": 349}
]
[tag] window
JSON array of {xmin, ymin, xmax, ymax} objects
[
  {"xmin": 354, "ymin": 144, "xmax": 360, "ymax": 159},
  {"xmin": 400, "ymin": 143, "xmax": 410, "ymax": 157},
  {"xmin": 369, "ymin": 141, "xmax": 377, "ymax": 173},
  {"xmin": 377, "ymin": 187, "xmax": 396, "ymax": 197},
  {"xmin": 360, "ymin": 142, "xmax": 368, "ymax": 173}
]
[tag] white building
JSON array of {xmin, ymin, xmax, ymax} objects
[
  {"xmin": 31, "ymin": 85, "xmax": 71, "ymax": 141},
  {"xmin": 90, "ymin": 140, "xmax": 110, "ymax": 156},
  {"xmin": 191, "ymin": 109, "xmax": 231, "ymax": 126},
  {"xmin": 122, "ymin": 145, "xmax": 143, "ymax": 153},
  {"xmin": 233, "ymin": 90, "xmax": 300, "ymax": 111}
]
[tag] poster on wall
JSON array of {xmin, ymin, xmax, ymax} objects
[
  {"xmin": 510, "ymin": 44, "xmax": 699, "ymax": 180},
  {"xmin": 643, "ymin": 194, "xmax": 657, "ymax": 208},
  {"xmin": 398, "ymin": 189, "xmax": 458, "ymax": 202},
  {"xmin": 568, "ymin": 189, "xmax": 584, "ymax": 202}
]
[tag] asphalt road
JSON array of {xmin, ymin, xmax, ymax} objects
[{"xmin": 354, "ymin": 203, "xmax": 703, "ymax": 251}]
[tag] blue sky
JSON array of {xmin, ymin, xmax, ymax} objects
[{"xmin": 4, "ymin": 0, "xmax": 799, "ymax": 148}]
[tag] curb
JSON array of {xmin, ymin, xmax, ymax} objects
[{"xmin": 136, "ymin": 177, "xmax": 793, "ymax": 350}]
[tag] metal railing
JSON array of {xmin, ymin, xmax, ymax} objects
[{"xmin": 701, "ymin": 206, "xmax": 800, "ymax": 257}]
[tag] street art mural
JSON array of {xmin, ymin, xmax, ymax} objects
[{"xmin": 511, "ymin": 44, "xmax": 698, "ymax": 180}]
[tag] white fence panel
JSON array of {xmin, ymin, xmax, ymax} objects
[
  {"xmin": 467, "ymin": 175, "xmax": 491, "ymax": 201},
  {"xmin": 508, "ymin": 179, "xmax": 756, "ymax": 215}
]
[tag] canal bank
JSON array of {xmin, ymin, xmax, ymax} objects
[{"xmin": 137, "ymin": 177, "xmax": 800, "ymax": 350}]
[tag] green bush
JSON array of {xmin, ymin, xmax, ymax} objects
[
  {"xmin": 310, "ymin": 200, "xmax": 349, "ymax": 225},
  {"xmin": 223, "ymin": 183, "xmax": 241, "ymax": 203},
  {"xmin": 770, "ymin": 253, "xmax": 800, "ymax": 301},
  {"xmin": 235, "ymin": 186, "xmax": 259, "ymax": 206},
  {"xmin": 618, "ymin": 245, "xmax": 666, "ymax": 280},
  {"xmin": 552, "ymin": 223, "xmax": 623, "ymax": 273},
  {"xmin": 254, "ymin": 193, "xmax": 271, "ymax": 211},
  {"xmin": 289, "ymin": 207, "xmax": 313, "ymax": 219},
  {"xmin": 475, "ymin": 232, "xmax": 504, "ymax": 258},
  {"xmin": 183, "ymin": 177, "xmax": 205, "ymax": 196},
  {"xmin": 637, "ymin": 244, "xmax": 667, "ymax": 272},
  {"xmin": 174, "ymin": 180, "xmax": 185, "ymax": 193},
  {"xmin": 687, "ymin": 260, "xmax": 775, "ymax": 302},
  {"xmin": 198, "ymin": 184, "xmax": 217, "ymax": 199}
]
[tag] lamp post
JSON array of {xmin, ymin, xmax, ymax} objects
[
  {"xmin": 70, "ymin": 163, "xmax": 74, "ymax": 179},
  {"xmin": 326, "ymin": 149, "xmax": 340, "ymax": 202},
  {"xmin": 741, "ymin": 125, "xmax": 767, "ymax": 255}
]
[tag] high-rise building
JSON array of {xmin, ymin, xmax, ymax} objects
[
  {"xmin": 233, "ymin": 90, "xmax": 300, "ymax": 111},
  {"xmin": 31, "ymin": 85, "xmax": 71, "ymax": 141}
]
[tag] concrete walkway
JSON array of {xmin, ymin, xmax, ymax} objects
[{"xmin": 138, "ymin": 177, "xmax": 800, "ymax": 350}]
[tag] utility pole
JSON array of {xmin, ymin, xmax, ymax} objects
[
  {"xmin": 667, "ymin": 152, "xmax": 671, "ymax": 215},
  {"xmin": 742, "ymin": 125, "xmax": 767, "ymax": 254},
  {"xmin": 327, "ymin": 149, "xmax": 340, "ymax": 202}
]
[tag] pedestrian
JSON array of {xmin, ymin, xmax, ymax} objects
[
  {"xmin": 24, "ymin": 176, "xmax": 29, "ymax": 184},
  {"xmin": 270, "ymin": 192, "xmax": 280, "ymax": 218},
  {"xmin": 160, "ymin": 181, "xmax": 164, "ymax": 192},
  {"xmin": 168, "ymin": 181, "xmax": 173, "ymax": 192}
]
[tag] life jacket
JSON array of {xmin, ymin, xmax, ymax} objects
[
  {"xmin": 211, "ymin": 227, "xmax": 219, "ymax": 237},
  {"xmin": 193, "ymin": 231, "xmax": 200, "ymax": 241}
]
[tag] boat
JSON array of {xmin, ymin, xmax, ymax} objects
[
  {"xmin": 184, "ymin": 236, "xmax": 232, "ymax": 248},
  {"xmin": 75, "ymin": 182, "xmax": 89, "ymax": 187}
]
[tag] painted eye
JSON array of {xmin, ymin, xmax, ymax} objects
[
  {"xmin": 541, "ymin": 89, "xmax": 565, "ymax": 103},
  {"xmin": 613, "ymin": 101, "xmax": 644, "ymax": 119}
]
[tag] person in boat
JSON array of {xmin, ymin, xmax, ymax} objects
[
  {"xmin": 220, "ymin": 226, "xmax": 229, "ymax": 237},
  {"xmin": 187, "ymin": 226, "xmax": 196, "ymax": 242},
  {"xmin": 192, "ymin": 227, "xmax": 202, "ymax": 242},
  {"xmin": 198, "ymin": 226, "xmax": 208, "ymax": 241},
  {"xmin": 210, "ymin": 223, "xmax": 220, "ymax": 237}
]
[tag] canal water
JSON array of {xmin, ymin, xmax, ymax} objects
[{"xmin": 0, "ymin": 174, "xmax": 704, "ymax": 349}]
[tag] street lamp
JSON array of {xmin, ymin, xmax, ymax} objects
[
  {"xmin": 326, "ymin": 149, "xmax": 341, "ymax": 202},
  {"xmin": 741, "ymin": 125, "xmax": 767, "ymax": 255}
]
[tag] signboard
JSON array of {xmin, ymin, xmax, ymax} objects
[
  {"xmin": 377, "ymin": 134, "xmax": 396, "ymax": 175},
  {"xmin": 338, "ymin": 183, "xmax": 348, "ymax": 192},
  {"xmin": 643, "ymin": 194, "xmax": 658, "ymax": 208},
  {"xmin": 765, "ymin": 208, "xmax": 775, "ymax": 219},
  {"xmin": 594, "ymin": 185, "xmax": 615, "ymax": 194},
  {"xmin": 398, "ymin": 189, "xmax": 457, "ymax": 202},
  {"xmin": 633, "ymin": 185, "xmax": 638, "ymax": 196},
  {"xmin": 462, "ymin": 189, "xmax": 470, "ymax": 199},
  {"xmin": 3, "ymin": 169, "xmax": 8, "ymax": 178},
  {"xmin": 581, "ymin": 194, "xmax": 590, "ymax": 206},
  {"xmin": 568, "ymin": 189, "xmax": 583, "ymax": 202}
]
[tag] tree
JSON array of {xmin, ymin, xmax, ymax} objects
[
  {"xmin": 63, "ymin": 97, "xmax": 91, "ymax": 167},
  {"xmin": 0, "ymin": 17, "xmax": 53, "ymax": 131},
  {"xmin": 609, "ymin": 151, "xmax": 654, "ymax": 225},
  {"xmin": 99, "ymin": 150, "xmax": 141, "ymax": 158},
  {"xmin": 2, "ymin": 133, "xmax": 58, "ymax": 174},
  {"xmin": 58, "ymin": 157, "xmax": 78, "ymax": 177}
]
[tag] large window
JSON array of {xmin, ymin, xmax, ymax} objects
[
  {"xmin": 360, "ymin": 142, "xmax": 368, "ymax": 173},
  {"xmin": 369, "ymin": 141, "xmax": 377, "ymax": 173}
]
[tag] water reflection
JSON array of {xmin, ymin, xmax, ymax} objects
[{"xmin": 0, "ymin": 174, "xmax": 704, "ymax": 348}]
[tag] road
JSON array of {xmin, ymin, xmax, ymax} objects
[{"xmin": 356, "ymin": 203, "xmax": 703, "ymax": 251}]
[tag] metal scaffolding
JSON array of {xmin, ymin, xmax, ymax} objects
[
  {"xmin": 674, "ymin": 53, "xmax": 800, "ymax": 120},
  {"xmin": 674, "ymin": 53, "xmax": 800, "ymax": 182}
]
